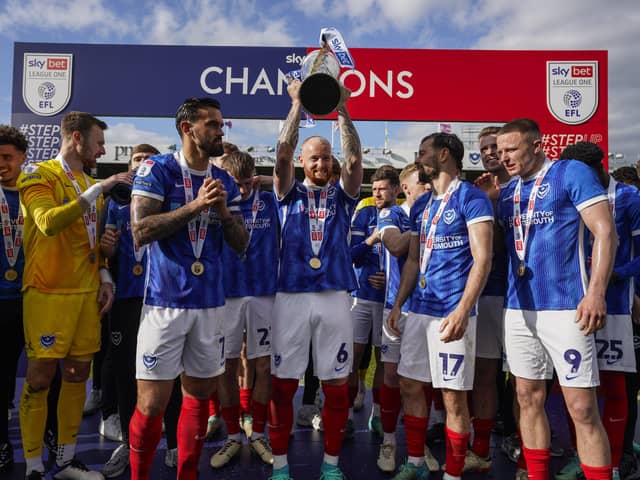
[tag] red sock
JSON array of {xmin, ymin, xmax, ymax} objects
[
  {"xmin": 221, "ymin": 404, "xmax": 241, "ymax": 436},
  {"xmin": 129, "ymin": 407, "xmax": 163, "ymax": 480},
  {"xmin": 445, "ymin": 426, "xmax": 470, "ymax": 476},
  {"xmin": 581, "ymin": 464, "xmax": 613, "ymax": 480},
  {"xmin": 522, "ymin": 446, "xmax": 550, "ymax": 480},
  {"xmin": 252, "ymin": 400, "xmax": 268, "ymax": 434},
  {"xmin": 322, "ymin": 382, "xmax": 349, "ymax": 456},
  {"xmin": 240, "ymin": 388, "xmax": 252, "ymax": 416},
  {"xmin": 380, "ymin": 383, "xmax": 401, "ymax": 433},
  {"xmin": 404, "ymin": 415, "xmax": 428, "ymax": 457},
  {"xmin": 516, "ymin": 431, "xmax": 527, "ymax": 470},
  {"xmin": 209, "ymin": 390, "xmax": 220, "ymax": 417},
  {"xmin": 471, "ymin": 418, "xmax": 494, "ymax": 458},
  {"xmin": 601, "ymin": 370, "xmax": 627, "ymax": 468},
  {"xmin": 372, "ymin": 387, "xmax": 380, "ymax": 405},
  {"xmin": 177, "ymin": 396, "xmax": 209, "ymax": 480},
  {"xmin": 348, "ymin": 385, "xmax": 358, "ymax": 407},
  {"xmin": 268, "ymin": 376, "xmax": 298, "ymax": 455}
]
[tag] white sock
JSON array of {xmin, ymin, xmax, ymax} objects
[
  {"xmin": 383, "ymin": 431, "xmax": 396, "ymax": 446},
  {"xmin": 273, "ymin": 454, "xmax": 288, "ymax": 470},
  {"xmin": 250, "ymin": 431, "xmax": 264, "ymax": 441},
  {"xmin": 57, "ymin": 443, "xmax": 76, "ymax": 466},
  {"xmin": 323, "ymin": 453, "xmax": 339, "ymax": 465},
  {"xmin": 372, "ymin": 403, "xmax": 381, "ymax": 416},
  {"xmin": 443, "ymin": 474, "xmax": 461, "ymax": 480},
  {"xmin": 25, "ymin": 456, "xmax": 45, "ymax": 474},
  {"xmin": 407, "ymin": 455, "xmax": 424, "ymax": 467},
  {"xmin": 228, "ymin": 433, "xmax": 242, "ymax": 442}
]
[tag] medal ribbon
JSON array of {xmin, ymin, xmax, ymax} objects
[
  {"xmin": 56, "ymin": 154, "xmax": 97, "ymax": 254},
  {"xmin": 178, "ymin": 152, "xmax": 211, "ymax": 261},
  {"xmin": 419, "ymin": 178, "xmax": 461, "ymax": 276},
  {"xmin": 607, "ymin": 178, "xmax": 617, "ymax": 219},
  {"xmin": 0, "ymin": 188, "xmax": 23, "ymax": 268},
  {"xmin": 307, "ymin": 186, "xmax": 328, "ymax": 257},
  {"xmin": 512, "ymin": 159, "xmax": 552, "ymax": 265}
]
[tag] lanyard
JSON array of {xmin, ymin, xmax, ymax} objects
[
  {"xmin": 512, "ymin": 159, "xmax": 552, "ymax": 265},
  {"xmin": 419, "ymin": 178, "xmax": 461, "ymax": 276},
  {"xmin": 607, "ymin": 178, "xmax": 617, "ymax": 219},
  {"xmin": 0, "ymin": 188, "xmax": 23, "ymax": 267},
  {"xmin": 307, "ymin": 186, "xmax": 328, "ymax": 256},
  {"xmin": 56, "ymin": 154, "xmax": 97, "ymax": 254},
  {"xmin": 178, "ymin": 152, "xmax": 211, "ymax": 261}
]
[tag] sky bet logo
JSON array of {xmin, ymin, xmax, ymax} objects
[
  {"xmin": 285, "ymin": 53, "xmax": 304, "ymax": 65},
  {"xmin": 27, "ymin": 57, "xmax": 68, "ymax": 70},
  {"xmin": 551, "ymin": 66, "xmax": 593, "ymax": 78}
]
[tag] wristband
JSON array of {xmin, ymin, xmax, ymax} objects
[
  {"xmin": 80, "ymin": 183, "xmax": 103, "ymax": 205},
  {"xmin": 99, "ymin": 268, "xmax": 113, "ymax": 285}
]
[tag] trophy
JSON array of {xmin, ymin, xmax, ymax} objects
[
  {"xmin": 299, "ymin": 47, "xmax": 342, "ymax": 116},
  {"xmin": 298, "ymin": 28, "xmax": 355, "ymax": 116}
]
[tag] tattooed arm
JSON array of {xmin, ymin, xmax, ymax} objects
[
  {"xmin": 274, "ymin": 80, "xmax": 302, "ymax": 199},
  {"xmin": 336, "ymin": 86, "xmax": 363, "ymax": 198},
  {"xmin": 131, "ymin": 194, "xmax": 204, "ymax": 246},
  {"xmin": 220, "ymin": 213, "xmax": 249, "ymax": 254}
]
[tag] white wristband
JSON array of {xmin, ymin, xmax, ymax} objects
[
  {"xmin": 80, "ymin": 183, "xmax": 103, "ymax": 205},
  {"xmin": 99, "ymin": 268, "xmax": 113, "ymax": 285}
]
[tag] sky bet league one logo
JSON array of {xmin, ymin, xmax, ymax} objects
[
  {"xmin": 547, "ymin": 61, "xmax": 598, "ymax": 125},
  {"xmin": 23, "ymin": 53, "xmax": 73, "ymax": 116}
]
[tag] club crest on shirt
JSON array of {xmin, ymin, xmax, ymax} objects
[
  {"xmin": 111, "ymin": 331, "xmax": 122, "ymax": 346},
  {"xmin": 142, "ymin": 353, "xmax": 158, "ymax": 370},
  {"xmin": 40, "ymin": 335, "xmax": 55, "ymax": 349},
  {"xmin": 537, "ymin": 183, "xmax": 551, "ymax": 199},
  {"xmin": 443, "ymin": 209, "xmax": 456, "ymax": 225},
  {"xmin": 379, "ymin": 208, "xmax": 391, "ymax": 219}
]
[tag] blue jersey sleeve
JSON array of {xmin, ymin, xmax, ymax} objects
[
  {"xmin": 350, "ymin": 207, "xmax": 373, "ymax": 266},
  {"xmin": 132, "ymin": 157, "xmax": 166, "ymax": 201},
  {"xmin": 461, "ymin": 186, "xmax": 494, "ymax": 225},
  {"xmin": 105, "ymin": 200, "xmax": 118, "ymax": 228},
  {"xmin": 563, "ymin": 160, "xmax": 607, "ymax": 211}
]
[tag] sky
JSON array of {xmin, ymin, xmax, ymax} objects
[{"xmin": 1, "ymin": 0, "xmax": 639, "ymax": 164}]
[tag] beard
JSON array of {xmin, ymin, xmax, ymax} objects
[{"xmin": 198, "ymin": 136, "xmax": 224, "ymax": 157}]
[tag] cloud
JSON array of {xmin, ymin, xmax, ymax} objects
[
  {"xmin": 103, "ymin": 122, "xmax": 177, "ymax": 150},
  {"xmin": 139, "ymin": 0, "xmax": 296, "ymax": 46},
  {"xmin": 0, "ymin": 0, "xmax": 130, "ymax": 37}
]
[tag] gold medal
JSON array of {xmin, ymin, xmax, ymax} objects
[
  {"xmin": 191, "ymin": 261, "xmax": 205, "ymax": 276},
  {"xmin": 132, "ymin": 263, "xmax": 144, "ymax": 276},
  {"xmin": 309, "ymin": 257, "xmax": 322, "ymax": 269},
  {"xmin": 419, "ymin": 276, "xmax": 426, "ymax": 289},
  {"xmin": 4, "ymin": 268, "xmax": 18, "ymax": 282},
  {"xmin": 518, "ymin": 262, "xmax": 526, "ymax": 277},
  {"xmin": 88, "ymin": 252, "xmax": 96, "ymax": 264}
]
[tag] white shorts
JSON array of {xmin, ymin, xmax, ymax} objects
[
  {"xmin": 381, "ymin": 308, "xmax": 406, "ymax": 364},
  {"xmin": 476, "ymin": 296, "xmax": 504, "ymax": 360},
  {"xmin": 351, "ymin": 297, "xmax": 384, "ymax": 347},
  {"xmin": 136, "ymin": 305, "xmax": 225, "ymax": 380},
  {"xmin": 504, "ymin": 309, "xmax": 599, "ymax": 388},
  {"xmin": 271, "ymin": 291, "xmax": 353, "ymax": 381},
  {"xmin": 398, "ymin": 312, "xmax": 476, "ymax": 391},
  {"xmin": 594, "ymin": 314, "xmax": 636, "ymax": 372},
  {"xmin": 222, "ymin": 296, "xmax": 274, "ymax": 360}
]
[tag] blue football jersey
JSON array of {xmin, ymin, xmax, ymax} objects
[
  {"xmin": 350, "ymin": 204, "xmax": 385, "ymax": 302},
  {"xmin": 0, "ymin": 188, "xmax": 24, "ymax": 299},
  {"xmin": 410, "ymin": 182, "xmax": 494, "ymax": 317},
  {"xmin": 132, "ymin": 152, "xmax": 241, "ymax": 308},
  {"xmin": 603, "ymin": 180, "xmax": 640, "ymax": 315},
  {"xmin": 222, "ymin": 189, "xmax": 279, "ymax": 298},
  {"xmin": 497, "ymin": 160, "xmax": 607, "ymax": 310},
  {"xmin": 105, "ymin": 200, "xmax": 147, "ymax": 300},
  {"xmin": 377, "ymin": 205, "xmax": 411, "ymax": 310},
  {"xmin": 277, "ymin": 180, "xmax": 358, "ymax": 293}
]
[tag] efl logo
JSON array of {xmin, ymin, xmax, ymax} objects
[
  {"xmin": 571, "ymin": 66, "xmax": 592, "ymax": 78},
  {"xmin": 47, "ymin": 58, "xmax": 68, "ymax": 70}
]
